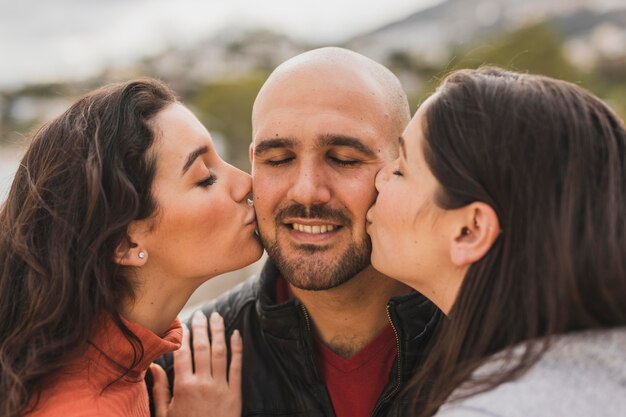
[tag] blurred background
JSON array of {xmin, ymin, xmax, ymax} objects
[{"xmin": 1, "ymin": 0, "xmax": 625, "ymax": 314}]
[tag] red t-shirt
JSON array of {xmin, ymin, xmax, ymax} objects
[
  {"xmin": 314, "ymin": 325, "xmax": 396, "ymax": 417},
  {"xmin": 276, "ymin": 277, "xmax": 397, "ymax": 417}
]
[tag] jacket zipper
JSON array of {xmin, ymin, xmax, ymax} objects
[
  {"xmin": 370, "ymin": 304, "xmax": 402, "ymax": 417},
  {"xmin": 299, "ymin": 303, "xmax": 337, "ymax": 417},
  {"xmin": 300, "ymin": 303, "xmax": 312, "ymax": 333}
]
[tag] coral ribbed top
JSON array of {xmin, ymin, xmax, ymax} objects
[{"xmin": 26, "ymin": 317, "xmax": 182, "ymax": 417}]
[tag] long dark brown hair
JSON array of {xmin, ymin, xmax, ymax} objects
[
  {"xmin": 0, "ymin": 79, "xmax": 176, "ymax": 417},
  {"xmin": 410, "ymin": 67, "xmax": 626, "ymax": 415}
]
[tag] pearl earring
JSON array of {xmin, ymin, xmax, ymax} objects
[{"xmin": 138, "ymin": 251, "xmax": 146, "ymax": 259}]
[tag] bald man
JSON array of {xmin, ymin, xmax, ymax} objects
[{"xmin": 156, "ymin": 48, "xmax": 441, "ymax": 417}]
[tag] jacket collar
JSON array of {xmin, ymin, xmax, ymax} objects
[
  {"xmin": 255, "ymin": 259, "xmax": 442, "ymax": 342},
  {"xmin": 255, "ymin": 259, "xmax": 304, "ymax": 339}
]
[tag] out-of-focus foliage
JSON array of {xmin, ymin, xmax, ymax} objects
[
  {"xmin": 187, "ymin": 72, "xmax": 269, "ymax": 170},
  {"xmin": 448, "ymin": 24, "xmax": 588, "ymax": 85},
  {"xmin": 388, "ymin": 22, "xmax": 626, "ymax": 123}
]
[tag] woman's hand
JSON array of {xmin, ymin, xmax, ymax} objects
[{"xmin": 151, "ymin": 311, "xmax": 242, "ymax": 417}]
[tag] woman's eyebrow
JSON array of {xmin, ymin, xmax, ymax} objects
[{"xmin": 182, "ymin": 145, "xmax": 208, "ymax": 175}]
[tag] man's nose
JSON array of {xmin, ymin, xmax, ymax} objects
[{"xmin": 286, "ymin": 163, "xmax": 331, "ymax": 206}]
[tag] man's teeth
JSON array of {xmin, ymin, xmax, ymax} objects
[{"xmin": 292, "ymin": 223, "xmax": 336, "ymax": 234}]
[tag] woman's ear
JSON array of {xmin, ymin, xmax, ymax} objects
[
  {"xmin": 113, "ymin": 222, "xmax": 149, "ymax": 267},
  {"xmin": 113, "ymin": 237, "xmax": 148, "ymax": 267},
  {"xmin": 450, "ymin": 202, "xmax": 500, "ymax": 267}
]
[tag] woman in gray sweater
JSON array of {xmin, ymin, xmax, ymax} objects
[{"xmin": 367, "ymin": 67, "xmax": 626, "ymax": 417}]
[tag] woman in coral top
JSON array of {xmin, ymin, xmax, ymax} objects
[{"xmin": 0, "ymin": 79, "xmax": 262, "ymax": 417}]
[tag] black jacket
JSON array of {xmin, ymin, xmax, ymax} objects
[{"xmin": 153, "ymin": 259, "xmax": 442, "ymax": 417}]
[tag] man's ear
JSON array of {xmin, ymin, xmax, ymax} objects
[
  {"xmin": 450, "ymin": 202, "xmax": 500, "ymax": 267},
  {"xmin": 113, "ymin": 222, "xmax": 148, "ymax": 267},
  {"xmin": 249, "ymin": 142, "xmax": 254, "ymax": 163}
]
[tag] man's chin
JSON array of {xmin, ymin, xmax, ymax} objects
[
  {"xmin": 269, "ymin": 247, "xmax": 371, "ymax": 291},
  {"xmin": 260, "ymin": 226, "xmax": 372, "ymax": 288},
  {"xmin": 280, "ymin": 261, "xmax": 357, "ymax": 291}
]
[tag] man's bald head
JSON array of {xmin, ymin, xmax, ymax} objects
[
  {"xmin": 252, "ymin": 47, "xmax": 410, "ymax": 142},
  {"xmin": 249, "ymin": 47, "xmax": 411, "ymax": 291}
]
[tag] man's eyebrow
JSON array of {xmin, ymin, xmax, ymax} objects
[
  {"xmin": 182, "ymin": 145, "xmax": 209, "ymax": 175},
  {"xmin": 318, "ymin": 134, "xmax": 376, "ymax": 158},
  {"xmin": 399, "ymin": 136, "xmax": 407, "ymax": 160},
  {"xmin": 253, "ymin": 138, "xmax": 297, "ymax": 156}
]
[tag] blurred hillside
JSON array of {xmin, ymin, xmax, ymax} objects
[
  {"xmin": 347, "ymin": 0, "xmax": 626, "ymax": 116},
  {"xmin": 1, "ymin": 0, "xmax": 625, "ymax": 171}
]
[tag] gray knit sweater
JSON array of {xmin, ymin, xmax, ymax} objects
[{"xmin": 435, "ymin": 327, "xmax": 626, "ymax": 417}]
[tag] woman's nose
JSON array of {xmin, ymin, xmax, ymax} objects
[
  {"xmin": 375, "ymin": 163, "xmax": 392, "ymax": 193},
  {"xmin": 229, "ymin": 164, "xmax": 253, "ymax": 203}
]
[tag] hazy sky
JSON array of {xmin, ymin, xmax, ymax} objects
[{"xmin": 0, "ymin": 0, "xmax": 439, "ymax": 88}]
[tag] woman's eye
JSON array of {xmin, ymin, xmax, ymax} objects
[{"xmin": 197, "ymin": 174, "xmax": 217, "ymax": 187}]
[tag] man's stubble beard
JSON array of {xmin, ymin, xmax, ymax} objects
[{"xmin": 260, "ymin": 227, "xmax": 372, "ymax": 291}]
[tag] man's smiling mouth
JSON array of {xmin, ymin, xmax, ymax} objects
[{"xmin": 291, "ymin": 223, "xmax": 338, "ymax": 234}]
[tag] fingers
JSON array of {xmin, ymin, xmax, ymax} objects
[
  {"xmin": 174, "ymin": 311, "xmax": 240, "ymax": 389},
  {"xmin": 209, "ymin": 312, "xmax": 227, "ymax": 381},
  {"xmin": 150, "ymin": 363, "xmax": 171, "ymax": 417},
  {"xmin": 191, "ymin": 311, "xmax": 211, "ymax": 378},
  {"xmin": 173, "ymin": 323, "xmax": 192, "ymax": 382},
  {"xmin": 228, "ymin": 330, "xmax": 243, "ymax": 392}
]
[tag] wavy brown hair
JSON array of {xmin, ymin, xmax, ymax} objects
[
  {"xmin": 408, "ymin": 67, "xmax": 626, "ymax": 415},
  {"xmin": 0, "ymin": 79, "xmax": 176, "ymax": 417}
]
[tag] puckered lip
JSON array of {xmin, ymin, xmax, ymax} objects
[{"xmin": 244, "ymin": 209, "xmax": 257, "ymax": 225}]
